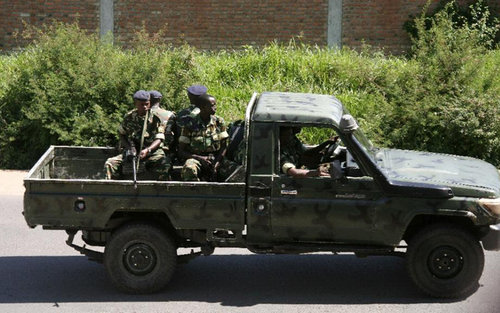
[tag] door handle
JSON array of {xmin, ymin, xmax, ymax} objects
[
  {"xmin": 249, "ymin": 186, "xmax": 271, "ymax": 197},
  {"xmin": 281, "ymin": 189, "xmax": 297, "ymax": 195}
]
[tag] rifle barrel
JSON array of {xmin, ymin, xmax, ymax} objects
[{"xmin": 132, "ymin": 155, "xmax": 138, "ymax": 189}]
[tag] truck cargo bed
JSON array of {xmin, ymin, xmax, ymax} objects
[{"xmin": 24, "ymin": 146, "xmax": 246, "ymax": 233}]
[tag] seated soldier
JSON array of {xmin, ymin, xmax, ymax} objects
[
  {"xmin": 104, "ymin": 90, "xmax": 172, "ymax": 180},
  {"xmin": 149, "ymin": 90, "xmax": 176, "ymax": 167},
  {"xmin": 176, "ymin": 84, "xmax": 208, "ymax": 132},
  {"xmin": 226, "ymin": 119, "xmax": 245, "ymax": 165},
  {"xmin": 177, "ymin": 94, "xmax": 237, "ymax": 181},
  {"xmin": 280, "ymin": 126, "xmax": 335, "ymax": 178}
]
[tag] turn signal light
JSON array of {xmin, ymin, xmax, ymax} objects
[{"xmin": 479, "ymin": 198, "xmax": 500, "ymax": 216}]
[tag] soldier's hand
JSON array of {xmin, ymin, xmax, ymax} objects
[
  {"xmin": 125, "ymin": 147, "xmax": 137, "ymax": 161},
  {"xmin": 213, "ymin": 161, "xmax": 221, "ymax": 171},
  {"xmin": 322, "ymin": 136, "xmax": 339, "ymax": 148},
  {"xmin": 139, "ymin": 148, "xmax": 149, "ymax": 159},
  {"xmin": 199, "ymin": 156, "xmax": 213, "ymax": 168},
  {"xmin": 193, "ymin": 155, "xmax": 212, "ymax": 172},
  {"xmin": 318, "ymin": 170, "xmax": 330, "ymax": 177}
]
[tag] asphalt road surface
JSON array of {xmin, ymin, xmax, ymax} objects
[{"xmin": 1, "ymin": 170, "xmax": 499, "ymax": 313}]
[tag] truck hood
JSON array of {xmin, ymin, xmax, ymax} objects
[{"xmin": 375, "ymin": 149, "xmax": 500, "ymax": 198}]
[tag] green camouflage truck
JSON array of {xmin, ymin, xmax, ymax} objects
[{"xmin": 23, "ymin": 92, "xmax": 500, "ymax": 297}]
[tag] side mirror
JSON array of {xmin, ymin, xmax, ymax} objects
[{"xmin": 339, "ymin": 114, "xmax": 359, "ymax": 134}]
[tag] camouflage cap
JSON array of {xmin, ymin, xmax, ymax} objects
[
  {"xmin": 149, "ymin": 90, "xmax": 162, "ymax": 100},
  {"xmin": 133, "ymin": 90, "xmax": 150, "ymax": 101},
  {"xmin": 187, "ymin": 85, "xmax": 207, "ymax": 96}
]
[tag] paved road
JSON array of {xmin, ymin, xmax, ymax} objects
[{"xmin": 1, "ymin": 171, "xmax": 500, "ymax": 313}]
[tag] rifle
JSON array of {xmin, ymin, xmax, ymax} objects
[
  {"xmin": 125, "ymin": 143, "xmax": 138, "ymax": 189},
  {"xmin": 137, "ymin": 109, "xmax": 150, "ymax": 172}
]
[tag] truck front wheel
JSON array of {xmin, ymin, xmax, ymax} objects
[
  {"xmin": 104, "ymin": 223, "xmax": 177, "ymax": 294},
  {"xmin": 406, "ymin": 224, "xmax": 484, "ymax": 298}
]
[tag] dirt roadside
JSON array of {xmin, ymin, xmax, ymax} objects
[{"xmin": 0, "ymin": 170, "xmax": 28, "ymax": 196}]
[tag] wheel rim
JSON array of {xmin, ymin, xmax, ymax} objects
[
  {"xmin": 427, "ymin": 245, "xmax": 464, "ymax": 279},
  {"xmin": 123, "ymin": 243, "xmax": 157, "ymax": 276}
]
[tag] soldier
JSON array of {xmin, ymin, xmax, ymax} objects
[
  {"xmin": 177, "ymin": 94, "xmax": 236, "ymax": 181},
  {"xmin": 149, "ymin": 90, "xmax": 163, "ymax": 110},
  {"xmin": 176, "ymin": 84, "xmax": 207, "ymax": 128},
  {"xmin": 149, "ymin": 90, "xmax": 177, "ymax": 171},
  {"xmin": 149, "ymin": 90, "xmax": 176, "ymax": 147},
  {"xmin": 104, "ymin": 90, "xmax": 172, "ymax": 180},
  {"xmin": 280, "ymin": 126, "xmax": 332, "ymax": 178},
  {"xmin": 226, "ymin": 120, "xmax": 246, "ymax": 165}
]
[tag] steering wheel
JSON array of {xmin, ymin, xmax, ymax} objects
[{"xmin": 319, "ymin": 137, "xmax": 340, "ymax": 164}]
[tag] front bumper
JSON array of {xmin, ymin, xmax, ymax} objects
[{"xmin": 482, "ymin": 223, "xmax": 500, "ymax": 251}]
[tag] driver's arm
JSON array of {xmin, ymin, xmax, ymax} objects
[{"xmin": 287, "ymin": 167, "xmax": 330, "ymax": 178}]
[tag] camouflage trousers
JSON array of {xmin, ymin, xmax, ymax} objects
[
  {"xmin": 105, "ymin": 149, "xmax": 172, "ymax": 181},
  {"xmin": 181, "ymin": 157, "xmax": 238, "ymax": 182}
]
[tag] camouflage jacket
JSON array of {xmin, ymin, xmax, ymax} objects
[
  {"xmin": 150, "ymin": 106, "xmax": 176, "ymax": 150},
  {"xmin": 227, "ymin": 120, "xmax": 246, "ymax": 165},
  {"xmin": 118, "ymin": 109, "xmax": 166, "ymax": 149},
  {"xmin": 176, "ymin": 104, "xmax": 199, "ymax": 128},
  {"xmin": 232, "ymin": 140, "xmax": 246, "ymax": 165},
  {"xmin": 280, "ymin": 136, "xmax": 306, "ymax": 174},
  {"xmin": 178, "ymin": 114, "xmax": 229, "ymax": 155}
]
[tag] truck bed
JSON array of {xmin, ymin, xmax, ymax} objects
[{"xmin": 24, "ymin": 146, "xmax": 246, "ymax": 235}]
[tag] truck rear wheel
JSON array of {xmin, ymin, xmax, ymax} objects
[
  {"xmin": 104, "ymin": 223, "xmax": 177, "ymax": 294},
  {"xmin": 406, "ymin": 224, "xmax": 484, "ymax": 298}
]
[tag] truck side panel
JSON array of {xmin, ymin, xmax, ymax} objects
[{"xmin": 24, "ymin": 180, "xmax": 245, "ymax": 231}]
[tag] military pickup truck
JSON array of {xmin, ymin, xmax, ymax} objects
[{"xmin": 24, "ymin": 92, "xmax": 500, "ymax": 298}]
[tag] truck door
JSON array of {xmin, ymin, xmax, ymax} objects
[
  {"xmin": 245, "ymin": 122, "xmax": 276, "ymax": 244},
  {"xmin": 270, "ymin": 126, "xmax": 384, "ymax": 244}
]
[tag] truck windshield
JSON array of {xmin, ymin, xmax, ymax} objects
[{"xmin": 352, "ymin": 128, "xmax": 377, "ymax": 160}]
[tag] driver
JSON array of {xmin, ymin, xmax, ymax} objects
[{"xmin": 279, "ymin": 126, "xmax": 335, "ymax": 178}]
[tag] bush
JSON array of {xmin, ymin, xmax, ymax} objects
[
  {"xmin": 377, "ymin": 1, "xmax": 500, "ymax": 165},
  {"xmin": 0, "ymin": 23, "xmax": 196, "ymax": 168},
  {"xmin": 0, "ymin": 2, "xmax": 499, "ymax": 169},
  {"xmin": 404, "ymin": 0, "xmax": 500, "ymax": 49}
]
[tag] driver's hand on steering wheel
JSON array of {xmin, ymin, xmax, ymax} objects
[{"xmin": 328, "ymin": 136, "xmax": 340, "ymax": 144}]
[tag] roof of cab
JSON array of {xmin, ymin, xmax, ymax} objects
[{"xmin": 252, "ymin": 92, "xmax": 344, "ymax": 126}]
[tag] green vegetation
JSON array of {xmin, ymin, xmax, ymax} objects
[{"xmin": 0, "ymin": 1, "xmax": 499, "ymax": 169}]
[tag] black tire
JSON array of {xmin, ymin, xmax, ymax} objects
[
  {"xmin": 406, "ymin": 223, "xmax": 484, "ymax": 298},
  {"xmin": 104, "ymin": 222, "xmax": 177, "ymax": 294}
]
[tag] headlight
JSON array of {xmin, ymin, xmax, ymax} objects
[{"xmin": 479, "ymin": 198, "xmax": 500, "ymax": 216}]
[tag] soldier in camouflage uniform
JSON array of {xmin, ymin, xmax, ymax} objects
[
  {"xmin": 227, "ymin": 120, "xmax": 246, "ymax": 165},
  {"xmin": 149, "ymin": 90, "xmax": 176, "ymax": 156},
  {"xmin": 177, "ymin": 94, "xmax": 237, "ymax": 181},
  {"xmin": 280, "ymin": 126, "xmax": 331, "ymax": 178},
  {"xmin": 105, "ymin": 90, "xmax": 172, "ymax": 180},
  {"xmin": 176, "ymin": 84, "xmax": 207, "ymax": 130}
]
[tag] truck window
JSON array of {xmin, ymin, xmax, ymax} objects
[{"xmin": 278, "ymin": 126, "xmax": 339, "ymax": 177}]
